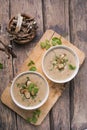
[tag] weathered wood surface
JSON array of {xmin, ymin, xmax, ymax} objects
[
  {"xmin": 9, "ymin": 0, "xmax": 49, "ymax": 130},
  {"xmin": 70, "ymin": 0, "xmax": 87, "ymax": 130},
  {"xmin": 0, "ymin": 0, "xmax": 87, "ymax": 130},
  {"xmin": 1, "ymin": 29, "xmax": 85, "ymax": 126},
  {"xmin": 0, "ymin": 0, "xmax": 17, "ymax": 130},
  {"xmin": 43, "ymin": 0, "xmax": 70, "ymax": 130}
]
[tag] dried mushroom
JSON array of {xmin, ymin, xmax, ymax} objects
[
  {"xmin": 20, "ymin": 89, "xmax": 27, "ymax": 94},
  {"xmin": 15, "ymin": 14, "xmax": 23, "ymax": 33},
  {"xmin": 7, "ymin": 13, "xmax": 38, "ymax": 44}
]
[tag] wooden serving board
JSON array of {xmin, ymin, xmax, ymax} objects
[{"xmin": 1, "ymin": 30, "xmax": 85, "ymax": 125}]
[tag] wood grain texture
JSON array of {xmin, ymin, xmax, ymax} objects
[
  {"xmin": 0, "ymin": 0, "xmax": 17, "ymax": 130},
  {"xmin": 43, "ymin": 0, "xmax": 70, "ymax": 38},
  {"xmin": 69, "ymin": 0, "xmax": 87, "ymax": 130},
  {"xmin": 1, "ymin": 29, "xmax": 85, "ymax": 127},
  {"xmin": 43, "ymin": 0, "xmax": 70, "ymax": 130},
  {"xmin": 10, "ymin": 0, "xmax": 43, "ymax": 75},
  {"xmin": 9, "ymin": 0, "xmax": 50, "ymax": 130}
]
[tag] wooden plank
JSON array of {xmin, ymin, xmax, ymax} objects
[
  {"xmin": 43, "ymin": 0, "xmax": 70, "ymax": 130},
  {"xmin": 69, "ymin": 0, "xmax": 87, "ymax": 130},
  {"xmin": 10, "ymin": 0, "xmax": 44, "ymax": 80},
  {"xmin": 1, "ymin": 29, "xmax": 85, "ymax": 126},
  {"xmin": 10, "ymin": 0, "xmax": 50, "ymax": 130},
  {"xmin": 0, "ymin": 0, "xmax": 17, "ymax": 130},
  {"xmin": 43, "ymin": 0, "xmax": 70, "ymax": 39}
]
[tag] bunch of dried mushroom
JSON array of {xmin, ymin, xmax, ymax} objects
[{"xmin": 7, "ymin": 14, "xmax": 38, "ymax": 44}]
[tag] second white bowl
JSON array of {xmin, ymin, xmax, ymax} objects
[
  {"xmin": 42, "ymin": 45, "xmax": 79, "ymax": 83},
  {"xmin": 11, "ymin": 71, "xmax": 49, "ymax": 110}
]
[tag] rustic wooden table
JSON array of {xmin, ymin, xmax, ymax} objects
[{"xmin": 0, "ymin": 0, "xmax": 87, "ymax": 130}]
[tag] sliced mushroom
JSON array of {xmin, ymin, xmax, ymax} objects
[
  {"xmin": 24, "ymin": 91, "xmax": 30, "ymax": 99},
  {"xmin": 26, "ymin": 80, "xmax": 32, "ymax": 86},
  {"xmin": 58, "ymin": 63, "xmax": 64, "ymax": 70},
  {"xmin": 60, "ymin": 54, "xmax": 65, "ymax": 59},
  {"xmin": 30, "ymin": 90, "xmax": 35, "ymax": 96},
  {"xmin": 15, "ymin": 14, "xmax": 23, "ymax": 33},
  {"xmin": 20, "ymin": 89, "xmax": 27, "ymax": 94}
]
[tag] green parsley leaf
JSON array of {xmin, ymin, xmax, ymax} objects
[
  {"xmin": 28, "ymin": 83, "xmax": 39, "ymax": 96},
  {"xmin": 69, "ymin": 64, "xmax": 76, "ymax": 70},
  {"xmin": 29, "ymin": 66, "xmax": 37, "ymax": 71},
  {"xmin": 28, "ymin": 83, "xmax": 34, "ymax": 92},
  {"xmin": 52, "ymin": 37, "xmax": 62, "ymax": 45},
  {"xmin": 51, "ymin": 41, "xmax": 57, "ymax": 46},
  {"xmin": 28, "ymin": 60, "xmax": 35, "ymax": 66},
  {"xmin": 27, "ymin": 116, "xmax": 37, "ymax": 123},
  {"xmin": 40, "ymin": 42, "xmax": 46, "ymax": 49},
  {"xmin": 26, "ymin": 109, "xmax": 41, "ymax": 124},
  {"xmin": 40, "ymin": 39, "xmax": 51, "ymax": 50},
  {"xmin": 33, "ymin": 87, "xmax": 39, "ymax": 96},
  {"xmin": 0, "ymin": 63, "xmax": 3, "ymax": 69},
  {"xmin": 33, "ymin": 109, "xmax": 41, "ymax": 117},
  {"xmin": 45, "ymin": 43, "xmax": 51, "ymax": 50}
]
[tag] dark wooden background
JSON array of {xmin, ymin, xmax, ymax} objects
[{"xmin": 0, "ymin": 0, "xmax": 87, "ymax": 130}]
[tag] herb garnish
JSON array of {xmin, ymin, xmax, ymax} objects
[
  {"xmin": 28, "ymin": 60, "xmax": 35, "ymax": 66},
  {"xmin": 27, "ymin": 109, "xmax": 41, "ymax": 124},
  {"xmin": 19, "ymin": 77, "xmax": 39, "ymax": 99},
  {"xmin": 51, "ymin": 37, "xmax": 62, "ymax": 46},
  {"xmin": 29, "ymin": 66, "xmax": 37, "ymax": 71},
  {"xmin": 69, "ymin": 64, "xmax": 76, "ymax": 70},
  {"xmin": 40, "ymin": 42, "xmax": 46, "ymax": 49},
  {"xmin": 28, "ymin": 60, "xmax": 37, "ymax": 71},
  {"xmin": 51, "ymin": 53, "xmax": 68, "ymax": 71},
  {"xmin": 28, "ymin": 83, "xmax": 39, "ymax": 97},
  {"xmin": 40, "ymin": 39, "xmax": 51, "ymax": 50},
  {"xmin": 40, "ymin": 37, "xmax": 62, "ymax": 50},
  {"xmin": 45, "ymin": 43, "xmax": 51, "ymax": 50},
  {"xmin": 0, "ymin": 63, "xmax": 3, "ymax": 69}
]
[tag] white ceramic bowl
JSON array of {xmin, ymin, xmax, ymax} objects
[
  {"xmin": 11, "ymin": 71, "xmax": 49, "ymax": 110},
  {"xmin": 42, "ymin": 45, "xmax": 79, "ymax": 83}
]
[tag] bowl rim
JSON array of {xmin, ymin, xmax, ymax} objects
[
  {"xmin": 42, "ymin": 45, "xmax": 79, "ymax": 83},
  {"xmin": 11, "ymin": 71, "xmax": 49, "ymax": 110}
]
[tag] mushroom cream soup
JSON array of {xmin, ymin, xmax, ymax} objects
[
  {"xmin": 13, "ymin": 73, "xmax": 47, "ymax": 107},
  {"xmin": 44, "ymin": 47, "xmax": 77, "ymax": 81}
]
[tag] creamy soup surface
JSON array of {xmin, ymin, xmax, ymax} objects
[
  {"xmin": 44, "ymin": 48, "xmax": 76, "ymax": 81},
  {"xmin": 13, "ymin": 73, "xmax": 47, "ymax": 107}
]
